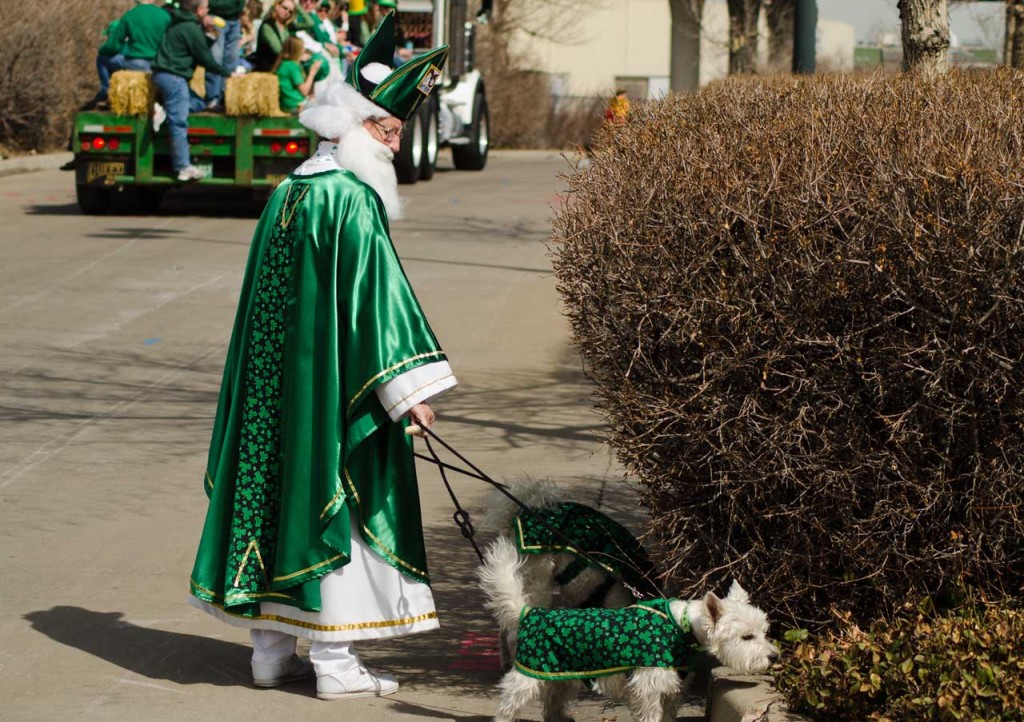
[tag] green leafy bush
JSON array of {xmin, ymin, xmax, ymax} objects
[
  {"xmin": 777, "ymin": 597, "xmax": 1024, "ymax": 721},
  {"xmin": 551, "ymin": 70, "xmax": 1024, "ymax": 628}
]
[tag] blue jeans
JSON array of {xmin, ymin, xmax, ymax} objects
[
  {"xmin": 96, "ymin": 56, "xmax": 152, "ymax": 101},
  {"xmin": 153, "ymin": 71, "xmax": 207, "ymax": 171},
  {"xmin": 96, "ymin": 54, "xmax": 125, "ymax": 98},
  {"xmin": 205, "ymin": 18, "xmax": 241, "ymax": 103},
  {"xmin": 123, "ymin": 57, "xmax": 153, "ymax": 72}
]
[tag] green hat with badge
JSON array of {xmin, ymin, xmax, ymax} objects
[{"xmin": 347, "ymin": 11, "xmax": 448, "ymax": 122}]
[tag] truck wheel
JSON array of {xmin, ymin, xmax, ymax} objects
[
  {"xmin": 452, "ymin": 91, "xmax": 489, "ymax": 171},
  {"xmin": 419, "ymin": 99, "xmax": 439, "ymax": 181},
  {"xmin": 394, "ymin": 110, "xmax": 422, "ymax": 185},
  {"xmin": 76, "ymin": 185, "xmax": 112, "ymax": 215}
]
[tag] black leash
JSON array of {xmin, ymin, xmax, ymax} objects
[
  {"xmin": 408, "ymin": 424, "xmax": 663, "ymax": 600},
  {"xmin": 422, "ymin": 433, "xmax": 484, "ymax": 563}
]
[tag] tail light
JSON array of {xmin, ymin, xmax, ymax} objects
[
  {"xmin": 107, "ymin": 137, "xmax": 121, "ymax": 151},
  {"xmin": 91, "ymin": 137, "xmax": 106, "ymax": 150}
]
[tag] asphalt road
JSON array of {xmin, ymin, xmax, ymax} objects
[{"xmin": 0, "ymin": 151, "xmax": 702, "ymax": 721}]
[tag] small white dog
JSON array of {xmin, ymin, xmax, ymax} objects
[
  {"xmin": 479, "ymin": 537, "xmax": 780, "ymax": 722},
  {"xmin": 482, "ymin": 479, "xmax": 658, "ymax": 611}
]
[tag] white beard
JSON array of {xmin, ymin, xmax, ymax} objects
[{"xmin": 334, "ymin": 127, "xmax": 404, "ymax": 221}]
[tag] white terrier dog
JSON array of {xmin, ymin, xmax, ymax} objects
[
  {"xmin": 478, "ymin": 537, "xmax": 780, "ymax": 722},
  {"xmin": 482, "ymin": 479, "xmax": 658, "ymax": 611}
]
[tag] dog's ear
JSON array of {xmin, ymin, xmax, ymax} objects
[
  {"xmin": 726, "ymin": 580, "xmax": 750, "ymax": 603},
  {"xmin": 704, "ymin": 591, "xmax": 724, "ymax": 626}
]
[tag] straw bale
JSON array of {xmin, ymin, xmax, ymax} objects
[
  {"xmin": 108, "ymin": 71, "xmax": 155, "ymax": 117},
  {"xmin": 190, "ymin": 66, "xmax": 206, "ymax": 98},
  {"xmin": 225, "ymin": 73, "xmax": 289, "ymax": 117}
]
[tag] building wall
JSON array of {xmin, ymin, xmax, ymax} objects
[{"xmin": 511, "ymin": 3, "xmax": 854, "ymax": 99}]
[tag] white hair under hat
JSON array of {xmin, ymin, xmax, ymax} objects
[{"xmin": 297, "ymin": 73, "xmax": 393, "ymax": 140}]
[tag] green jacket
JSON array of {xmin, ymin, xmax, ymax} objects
[
  {"xmin": 208, "ymin": 0, "xmax": 246, "ymax": 20},
  {"xmin": 98, "ymin": 19, "xmax": 125, "ymax": 58},
  {"xmin": 514, "ymin": 600, "xmax": 700, "ymax": 680},
  {"xmin": 153, "ymin": 11, "xmax": 231, "ymax": 79},
  {"xmin": 114, "ymin": 3, "xmax": 172, "ymax": 61},
  {"xmin": 290, "ymin": 9, "xmax": 333, "ymax": 45}
]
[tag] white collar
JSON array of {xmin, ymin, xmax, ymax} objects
[{"xmin": 293, "ymin": 141, "xmax": 341, "ymax": 175}]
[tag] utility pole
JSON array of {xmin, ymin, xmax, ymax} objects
[{"xmin": 792, "ymin": 0, "xmax": 817, "ymax": 73}]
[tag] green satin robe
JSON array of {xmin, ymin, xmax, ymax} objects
[{"xmin": 189, "ymin": 168, "xmax": 446, "ymax": 617}]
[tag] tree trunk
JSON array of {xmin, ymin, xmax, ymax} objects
[
  {"xmin": 1010, "ymin": 2, "xmax": 1024, "ymax": 68},
  {"xmin": 765, "ymin": 0, "xmax": 794, "ymax": 72},
  {"xmin": 1005, "ymin": 2, "xmax": 1017, "ymax": 66},
  {"xmin": 669, "ymin": 0, "xmax": 704, "ymax": 92},
  {"xmin": 897, "ymin": 0, "xmax": 949, "ymax": 79},
  {"xmin": 727, "ymin": 0, "xmax": 763, "ymax": 74}
]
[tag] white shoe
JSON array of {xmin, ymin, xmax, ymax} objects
[
  {"xmin": 316, "ymin": 666, "xmax": 399, "ymax": 700},
  {"xmin": 177, "ymin": 165, "xmax": 206, "ymax": 182},
  {"xmin": 252, "ymin": 654, "xmax": 314, "ymax": 688},
  {"xmin": 152, "ymin": 103, "xmax": 166, "ymax": 132}
]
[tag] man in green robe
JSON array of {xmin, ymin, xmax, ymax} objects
[{"xmin": 188, "ymin": 14, "xmax": 454, "ymax": 700}]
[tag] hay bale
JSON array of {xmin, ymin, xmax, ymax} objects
[
  {"xmin": 190, "ymin": 66, "xmax": 206, "ymax": 98},
  {"xmin": 108, "ymin": 71, "xmax": 155, "ymax": 116},
  {"xmin": 225, "ymin": 73, "xmax": 289, "ymax": 117}
]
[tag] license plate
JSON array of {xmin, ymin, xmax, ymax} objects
[
  {"xmin": 87, "ymin": 161, "xmax": 125, "ymax": 184},
  {"xmin": 194, "ymin": 162, "xmax": 213, "ymax": 177}
]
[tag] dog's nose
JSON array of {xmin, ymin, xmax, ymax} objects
[{"xmin": 768, "ymin": 651, "xmax": 780, "ymax": 663}]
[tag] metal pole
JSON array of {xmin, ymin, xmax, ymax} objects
[{"xmin": 792, "ymin": 0, "xmax": 817, "ymax": 74}]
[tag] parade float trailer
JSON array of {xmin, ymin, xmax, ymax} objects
[{"xmin": 71, "ymin": 0, "xmax": 489, "ymax": 214}]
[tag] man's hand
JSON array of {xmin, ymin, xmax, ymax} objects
[{"xmin": 407, "ymin": 402, "xmax": 435, "ymax": 430}]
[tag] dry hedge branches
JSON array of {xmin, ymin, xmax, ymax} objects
[
  {"xmin": 0, "ymin": 0, "xmax": 132, "ymax": 152},
  {"xmin": 551, "ymin": 70, "xmax": 1024, "ymax": 629}
]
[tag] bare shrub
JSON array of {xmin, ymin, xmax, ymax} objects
[
  {"xmin": 0, "ymin": 0, "xmax": 131, "ymax": 152},
  {"xmin": 552, "ymin": 70, "xmax": 1024, "ymax": 629}
]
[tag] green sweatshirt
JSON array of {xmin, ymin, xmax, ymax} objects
[
  {"xmin": 290, "ymin": 9, "xmax": 332, "ymax": 44},
  {"xmin": 208, "ymin": 0, "xmax": 246, "ymax": 21},
  {"xmin": 98, "ymin": 19, "xmax": 125, "ymax": 57},
  {"xmin": 153, "ymin": 12, "xmax": 232, "ymax": 79},
  {"xmin": 114, "ymin": 3, "xmax": 172, "ymax": 61}
]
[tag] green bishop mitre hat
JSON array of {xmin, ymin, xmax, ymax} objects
[{"xmin": 348, "ymin": 11, "xmax": 449, "ymax": 122}]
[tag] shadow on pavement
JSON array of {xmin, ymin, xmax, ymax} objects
[{"xmin": 22, "ymin": 607, "xmax": 308, "ymax": 694}]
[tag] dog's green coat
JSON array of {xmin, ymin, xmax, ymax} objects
[
  {"xmin": 514, "ymin": 599, "xmax": 700, "ymax": 680},
  {"xmin": 513, "ymin": 502, "xmax": 658, "ymax": 597}
]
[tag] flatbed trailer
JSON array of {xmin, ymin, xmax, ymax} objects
[{"xmin": 72, "ymin": 110, "xmax": 316, "ymax": 214}]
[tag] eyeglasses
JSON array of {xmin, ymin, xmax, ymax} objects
[{"xmin": 370, "ymin": 119, "xmax": 404, "ymax": 143}]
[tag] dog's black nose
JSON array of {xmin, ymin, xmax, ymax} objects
[{"xmin": 768, "ymin": 651, "xmax": 780, "ymax": 663}]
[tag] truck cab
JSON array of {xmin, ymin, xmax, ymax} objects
[{"xmin": 391, "ymin": 0, "xmax": 489, "ymax": 184}]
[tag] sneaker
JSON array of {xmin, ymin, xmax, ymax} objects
[
  {"xmin": 177, "ymin": 165, "xmax": 207, "ymax": 182},
  {"xmin": 206, "ymin": 99, "xmax": 225, "ymax": 113},
  {"xmin": 152, "ymin": 103, "xmax": 166, "ymax": 132},
  {"xmin": 316, "ymin": 666, "xmax": 399, "ymax": 700},
  {"xmin": 252, "ymin": 654, "xmax": 314, "ymax": 688}
]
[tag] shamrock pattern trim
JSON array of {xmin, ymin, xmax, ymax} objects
[{"xmin": 225, "ymin": 190, "xmax": 303, "ymax": 599}]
